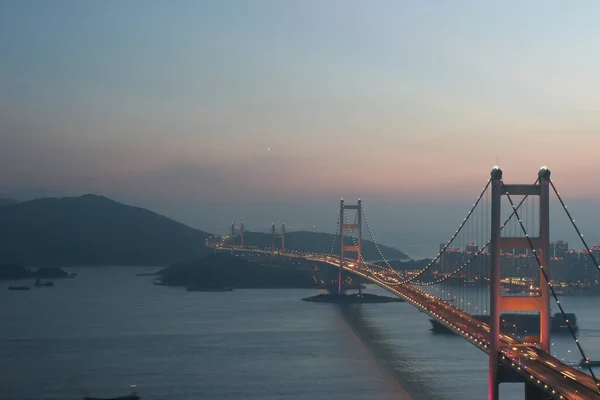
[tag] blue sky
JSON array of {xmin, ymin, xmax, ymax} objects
[{"xmin": 2, "ymin": 1, "xmax": 600, "ymax": 256}]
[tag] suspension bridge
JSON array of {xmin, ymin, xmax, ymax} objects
[{"xmin": 207, "ymin": 167, "xmax": 600, "ymax": 400}]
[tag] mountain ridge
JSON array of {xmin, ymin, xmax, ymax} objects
[
  {"xmin": 0, "ymin": 194, "xmax": 409, "ymax": 266},
  {"xmin": 0, "ymin": 194, "xmax": 211, "ymax": 266}
]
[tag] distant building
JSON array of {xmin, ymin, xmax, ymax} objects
[
  {"xmin": 552, "ymin": 241, "xmax": 568, "ymax": 259},
  {"xmin": 466, "ymin": 243, "xmax": 479, "ymax": 253},
  {"xmin": 439, "ymin": 243, "xmax": 446, "ymax": 273},
  {"xmin": 549, "ymin": 257, "xmax": 568, "ymax": 283},
  {"xmin": 513, "ymin": 248, "xmax": 527, "ymax": 256}
]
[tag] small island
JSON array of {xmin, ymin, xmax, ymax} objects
[
  {"xmin": 302, "ymin": 292, "xmax": 405, "ymax": 303},
  {"xmin": 0, "ymin": 264, "xmax": 72, "ymax": 280},
  {"xmin": 155, "ymin": 253, "xmax": 407, "ymax": 304},
  {"xmin": 156, "ymin": 252, "xmax": 320, "ymax": 290}
]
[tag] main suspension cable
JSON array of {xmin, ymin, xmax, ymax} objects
[
  {"xmin": 504, "ymin": 189, "xmax": 600, "ymax": 390},
  {"xmin": 411, "ymin": 192, "xmax": 531, "ymax": 286},
  {"xmin": 362, "ymin": 206, "xmax": 395, "ymax": 270},
  {"xmin": 550, "ymin": 180, "xmax": 600, "ymax": 275},
  {"xmin": 398, "ymin": 179, "xmax": 491, "ymax": 284},
  {"xmin": 330, "ymin": 213, "xmax": 341, "ymax": 255}
]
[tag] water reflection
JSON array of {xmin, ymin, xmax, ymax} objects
[{"xmin": 334, "ymin": 303, "xmax": 450, "ymax": 400}]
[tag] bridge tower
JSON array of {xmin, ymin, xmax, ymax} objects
[
  {"xmin": 488, "ymin": 167, "xmax": 551, "ymax": 400},
  {"xmin": 230, "ymin": 222, "xmax": 244, "ymax": 247},
  {"xmin": 272, "ymin": 223, "xmax": 285, "ymax": 252},
  {"xmin": 339, "ymin": 199, "xmax": 362, "ymax": 294}
]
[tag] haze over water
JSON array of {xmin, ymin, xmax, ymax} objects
[{"xmin": 1, "ymin": 267, "xmax": 599, "ymax": 400}]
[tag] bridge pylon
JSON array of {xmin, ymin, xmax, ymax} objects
[
  {"xmin": 488, "ymin": 167, "xmax": 551, "ymax": 400},
  {"xmin": 230, "ymin": 222, "xmax": 244, "ymax": 247},
  {"xmin": 272, "ymin": 223, "xmax": 285, "ymax": 253},
  {"xmin": 339, "ymin": 199, "xmax": 362, "ymax": 294}
]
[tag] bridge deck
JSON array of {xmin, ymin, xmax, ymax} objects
[{"xmin": 211, "ymin": 245, "xmax": 600, "ymax": 400}]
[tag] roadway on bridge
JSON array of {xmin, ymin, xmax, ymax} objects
[
  {"xmin": 340, "ymin": 259, "xmax": 600, "ymax": 400},
  {"xmin": 214, "ymin": 246, "xmax": 600, "ymax": 400}
]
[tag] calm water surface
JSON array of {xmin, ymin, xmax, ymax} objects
[{"xmin": 1, "ymin": 267, "xmax": 599, "ymax": 400}]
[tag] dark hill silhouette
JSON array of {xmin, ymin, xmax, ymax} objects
[
  {"xmin": 11, "ymin": 187, "xmax": 63, "ymax": 202},
  {"xmin": 0, "ymin": 263, "xmax": 71, "ymax": 280},
  {"xmin": 238, "ymin": 231, "xmax": 409, "ymax": 260},
  {"xmin": 0, "ymin": 194, "xmax": 410, "ymax": 267},
  {"xmin": 0, "ymin": 198, "xmax": 18, "ymax": 206},
  {"xmin": 0, "ymin": 194, "xmax": 211, "ymax": 266},
  {"xmin": 376, "ymin": 258, "xmax": 432, "ymax": 270}
]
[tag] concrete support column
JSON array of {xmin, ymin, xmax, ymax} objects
[
  {"xmin": 538, "ymin": 168, "xmax": 551, "ymax": 352},
  {"xmin": 339, "ymin": 199, "xmax": 345, "ymax": 294},
  {"xmin": 488, "ymin": 166, "xmax": 503, "ymax": 400}
]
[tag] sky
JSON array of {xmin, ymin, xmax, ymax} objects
[{"xmin": 2, "ymin": 1, "xmax": 600, "ymax": 257}]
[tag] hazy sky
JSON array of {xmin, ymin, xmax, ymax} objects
[{"xmin": 2, "ymin": 1, "xmax": 600, "ymax": 257}]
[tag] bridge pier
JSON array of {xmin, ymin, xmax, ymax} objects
[
  {"xmin": 338, "ymin": 200, "xmax": 344, "ymax": 294},
  {"xmin": 271, "ymin": 223, "xmax": 285, "ymax": 253},
  {"xmin": 488, "ymin": 167, "xmax": 552, "ymax": 400},
  {"xmin": 339, "ymin": 199, "xmax": 362, "ymax": 295},
  {"xmin": 230, "ymin": 222, "xmax": 244, "ymax": 248}
]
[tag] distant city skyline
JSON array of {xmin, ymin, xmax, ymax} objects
[{"xmin": 2, "ymin": 1, "xmax": 600, "ymax": 258}]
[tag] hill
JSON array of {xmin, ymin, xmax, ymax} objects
[
  {"xmin": 376, "ymin": 258, "xmax": 433, "ymax": 270},
  {"xmin": 0, "ymin": 194, "xmax": 410, "ymax": 267},
  {"xmin": 237, "ymin": 231, "xmax": 409, "ymax": 260},
  {"xmin": 0, "ymin": 263, "xmax": 71, "ymax": 280},
  {"xmin": 0, "ymin": 194, "xmax": 211, "ymax": 266},
  {"xmin": 0, "ymin": 198, "xmax": 18, "ymax": 207},
  {"xmin": 10, "ymin": 187, "xmax": 63, "ymax": 202}
]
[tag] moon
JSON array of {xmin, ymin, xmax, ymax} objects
[{"xmin": 267, "ymin": 148, "xmax": 271, "ymax": 151}]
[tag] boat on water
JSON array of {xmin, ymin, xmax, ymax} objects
[
  {"xmin": 34, "ymin": 278, "xmax": 54, "ymax": 287},
  {"xmin": 8, "ymin": 285, "xmax": 30, "ymax": 291},
  {"xmin": 186, "ymin": 286, "xmax": 233, "ymax": 292},
  {"xmin": 84, "ymin": 395, "xmax": 139, "ymax": 400},
  {"xmin": 84, "ymin": 386, "xmax": 139, "ymax": 400}
]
